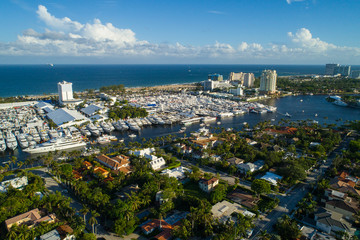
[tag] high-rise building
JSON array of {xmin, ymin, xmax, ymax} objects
[
  {"xmin": 58, "ymin": 81, "xmax": 74, "ymax": 105},
  {"xmin": 260, "ymin": 70, "xmax": 277, "ymax": 93},
  {"xmin": 229, "ymin": 72, "xmax": 243, "ymax": 81},
  {"xmin": 351, "ymin": 70, "xmax": 360, "ymax": 79},
  {"xmin": 325, "ymin": 64, "xmax": 339, "ymax": 75},
  {"xmin": 243, "ymin": 73, "xmax": 255, "ymax": 88},
  {"xmin": 325, "ymin": 64, "xmax": 351, "ymax": 76},
  {"xmin": 335, "ymin": 65, "xmax": 351, "ymax": 76},
  {"xmin": 208, "ymin": 74, "xmax": 223, "ymax": 81}
]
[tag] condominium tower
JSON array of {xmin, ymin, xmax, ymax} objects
[
  {"xmin": 243, "ymin": 73, "xmax": 255, "ymax": 88},
  {"xmin": 58, "ymin": 81, "xmax": 74, "ymax": 105},
  {"xmin": 260, "ymin": 70, "xmax": 277, "ymax": 93}
]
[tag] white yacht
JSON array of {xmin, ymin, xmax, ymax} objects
[
  {"xmin": 87, "ymin": 123, "xmax": 100, "ymax": 137},
  {"xmin": 333, "ymin": 100, "xmax": 348, "ymax": 107},
  {"xmin": 5, "ymin": 131, "xmax": 17, "ymax": 150},
  {"xmin": 17, "ymin": 133, "xmax": 29, "ymax": 149},
  {"xmin": 0, "ymin": 131, "xmax": 6, "ymax": 152},
  {"xmin": 23, "ymin": 136, "xmax": 86, "ymax": 154},
  {"xmin": 100, "ymin": 122, "xmax": 111, "ymax": 133}
]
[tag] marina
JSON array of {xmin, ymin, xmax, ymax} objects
[{"xmin": 0, "ymin": 94, "xmax": 359, "ymax": 164}]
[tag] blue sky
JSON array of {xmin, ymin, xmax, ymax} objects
[{"xmin": 0, "ymin": 0, "xmax": 360, "ymax": 64}]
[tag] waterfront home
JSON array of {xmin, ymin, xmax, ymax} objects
[
  {"xmin": 96, "ymin": 154, "xmax": 132, "ymax": 175},
  {"xmin": 5, "ymin": 208, "xmax": 56, "ymax": 231},
  {"xmin": 0, "ymin": 176, "xmax": 28, "ymax": 193},
  {"xmin": 237, "ymin": 160, "xmax": 265, "ymax": 173},
  {"xmin": 199, "ymin": 177, "xmax": 219, "ymax": 193}
]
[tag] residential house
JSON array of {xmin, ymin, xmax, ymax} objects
[
  {"xmin": 5, "ymin": 208, "xmax": 56, "ymax": 231},
  {"xmin": 199, "ymin": 177, "xmax": 219, "ymax": 193},
  {"xmin": 325, "ymin": 199, "xmax": 359, "ymax": 221},
  {"xmin": 226, "ymin": 157, "xmax": 244, "ymax": 166},
  {"xmin": 141, "ymin": 219, "xmax": 172, "ymax": 235},
  {"xmin": 260, "ymin": 172, "xmax": 283, "ymax": 185},
  {"xmin": 211, "ymin": 200, "xmax": 255, "ymax": 223},
  {"xmin": 96, "ymin": 154, "xmax": 132, "ymax": 175},
  {"xmin": 128, "ymin": 148, "xmax": 165, "ymax": 170},
  {"xmin": 227, "ymin": 190, "xmax": 259, "ymax": 209},
  {"xmin": 141, "ymin": 212, "xmax": 188, "ymax": 240},
  {"xmin": 314, "ymin": 209, "xmax": 353, "ymax": 235},
  {"xmin": 339, "ymin": 171, "xmax": 359, "ymax": 184},
  {"xmin": 72, "ymin": 170, "xmax": 83, "ymax": 180},
  {"xmin": 82, "ymin": 161, "xmax": 92, "ymax": 170},
  {"xmin": 149, "ymin": 156, "xmax": 166, "ymax": 170},
  {"xmin": 161, "ymin": 166, "xmax": 191, "ymax": 181},
  {"xmin": 129, "ymin": 148, "xmax": 155, "ymax": 157},
  {"xmin": 93, "ymin": 166, "xmax": 110, "ymax": 178},
  {"xmin": 0, "ymin": 176, "xmax": 28, "ymax": 193},
  {"xmin": 40, "ymin": 225, "xmax": 75, "ymax": 240},
  {"xmin": 330, "ymin": 177, "xmax": 360, "ymax": 196},
  {"xmin": 237, "ymin": 160, "xmax": 265, "ymax": 173}
]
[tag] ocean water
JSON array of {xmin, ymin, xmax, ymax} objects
[{"xmin": 0, "ymin": 64, "xmax": 350, "ymax": 97}]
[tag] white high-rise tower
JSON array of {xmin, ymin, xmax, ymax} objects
[
  {"xmin": 58, "ymin": 81, "xmax": 74, "ymax": 105},
  {"xmin": 260, "ymin": 70, "xmax": 277, "ymax": 93}
]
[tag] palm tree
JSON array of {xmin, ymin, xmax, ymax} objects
[
  {"xmin": 89, "ymin": 210, "xmax": 100, "ymax": 234},
  {"xmin": 80, "ymin": 206, "xmax": 89, "ymax": 223},
  {"xmin": 7, "ymin": 225, "xmax": 19, "ymax": 240},
  {"xmin": 258, "ymin": 230, "xmax": 272, "ymax": 240},
  {"xmin": 10, "ymin": 156, "xmax": 17, "ymax": 170}
]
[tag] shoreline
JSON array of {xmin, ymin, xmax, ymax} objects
[{"xmin": 8, "ymin": 82, "xmax": 199, "ymax": 100}]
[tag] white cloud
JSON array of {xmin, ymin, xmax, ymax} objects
[
  {"xmin": 37, "ymin": 5, "xmax": 83, "ymax": 32},
  {"xmin": 1, "ymin": 5, "xmax": 360, "ymax": 63}
]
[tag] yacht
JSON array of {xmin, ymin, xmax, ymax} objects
[
  {"xmin": 100, "ymin": 122, "xmax": 112, "ymax": 133},
  {"xmin": 48, "ymin": 129, "xmax": 59, "ymax": 139},
  {"xmin": 112, "ymin": 121, "xmax": 122, "ymax": 131},
  {"xmin": 97, "ymin": 135, "xmax": 111, "ymax": 145},
  {"xmin": 0, "ymin": 132, "xmax": 6, "ymax": 152},
  {"xmin": 201, "ymin": 116, "xmax": 217, "ymax": 123},
  {"xmin": 5, "ymin": 131, "xmax": 17, "ymax": 150},
  {"xmin": 333, "ymin": 100, "xmax": 348, "ymax": 107},
  {"xmin": 129, "ymin": 133, "xmax": 137, "ymax": 138},
  {"xmin": 17, "ymin": 133, "xmax": 29, "ymax": 149},
  {"xmin": 23, "ymin": 136, "xmax": 86, "ymax": 154},
  {"xmin": 80, "ymin": 128, "xmax": 91, "ymax": 137},
  {"xmin": 285, "ymin": 112, "xmax": 291, "ymax": 118},
  {"xmin": 87, "ymin": 123, "xmax": 100, "ymax": 137}
]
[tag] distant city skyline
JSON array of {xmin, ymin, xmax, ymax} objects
[{"xmin": 0, "ymin": 0, "xmax": 360, "ymax": 64}]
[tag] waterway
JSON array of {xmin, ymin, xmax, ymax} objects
[{"xmin": 1, "ymin": 95, "xmax": 359, "ymax": 164}]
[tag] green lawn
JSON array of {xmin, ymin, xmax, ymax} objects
[{"xmin": 183, "ymin": 181, "xmax": 209, "ymax": 200}]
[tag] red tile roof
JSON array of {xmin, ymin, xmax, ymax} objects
[
  {"xmin": 200, "ymin": 177, "xmax": 218, "ymax": 186},
  {"xmin": 141, "ymin": 219, "xmax": 172, "ymax": 233}
]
